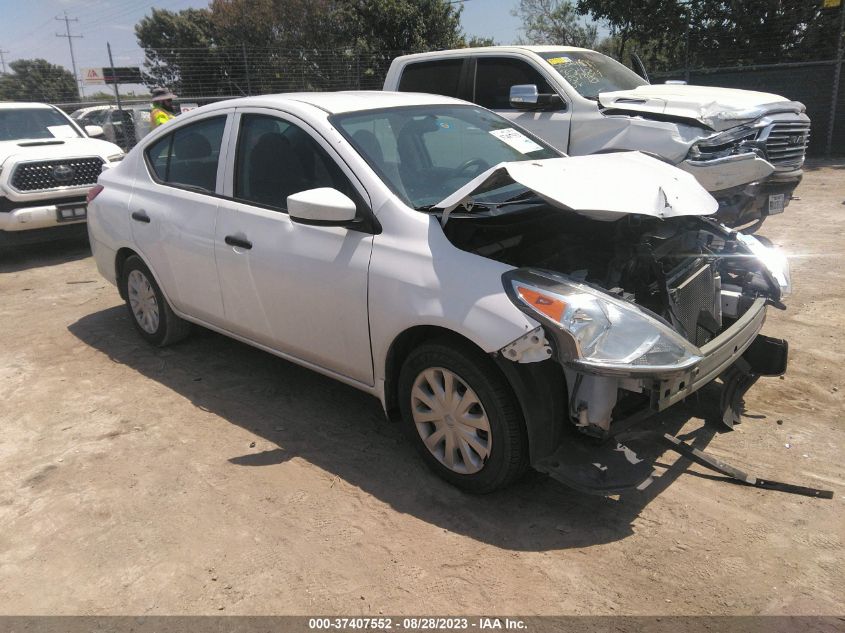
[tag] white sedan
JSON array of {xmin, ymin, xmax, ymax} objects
[{"xmin": 88, "ymin": 91, "xmax": 791, "ymax": 493}]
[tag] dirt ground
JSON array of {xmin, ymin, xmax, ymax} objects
[{"xmin": 0, "ymin": 162, "xmax": 843, "ymax": 616}]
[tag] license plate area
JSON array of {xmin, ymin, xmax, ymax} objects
[
  {"xmin": 56, "ymin": 203, "xmax": 87, "ymax": 222},
  {"xmin": 768, "ymin": 193, "xmax": 785, "ymax": 215}
]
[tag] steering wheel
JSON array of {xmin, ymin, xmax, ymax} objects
[{"xmin": 454, "ymin": 158, "xmax": 490, "ymax": 178}]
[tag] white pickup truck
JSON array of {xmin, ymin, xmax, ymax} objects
[
  {"xmin": 384, "ymin": 46, "xmax": 811, "ymax": 229},
  {"xmin": 0, "ymin": 102, "xmax": 124, "ymax": 245}
]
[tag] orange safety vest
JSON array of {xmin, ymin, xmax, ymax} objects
[{"xmin": 150, "ymin": 106, "xmax": 175, "ymax": 129}]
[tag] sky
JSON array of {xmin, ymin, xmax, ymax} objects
[{"xmin": 0, "ymin": 0, "xmax": 526, "ymax": 93}]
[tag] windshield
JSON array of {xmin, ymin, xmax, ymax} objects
[
  {"xmin": 332, "ymin": 105, "xmax": 559, "ymax": 209},
  {"xmin": 0, "ymin": 108, "xmax": 82, "ymax": 142},
  {"xmin": 539, "ymin": 51, "xmax": 647, "ymax": 99}
]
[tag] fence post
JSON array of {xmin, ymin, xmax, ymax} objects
[
  {"xmin": 827, "ymin": 1, "xmax": 845, "ymax": 156},
  {"xmin": 242, "ymin": 43, "xmax": 252, "ymax": 96}
]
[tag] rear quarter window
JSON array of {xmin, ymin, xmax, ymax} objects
[{"xmin": 397, "ymin": 59, "xmax": 464, "ymax": 98}]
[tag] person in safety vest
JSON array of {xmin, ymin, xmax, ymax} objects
[{"xmin": 150, "ymin": 87, "xmax": 178, "ymax": 129}]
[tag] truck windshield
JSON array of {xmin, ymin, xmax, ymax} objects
[
  {"xmin": 0, "ymin": 108, "xmax": 82, "ymax": 142},
  {"xmin": 332, "ymin": 104, "xmax": 559, "ymax": 209},
  {"xmin": 539, "ymin": 51, "xmax": 647, "ymax": 99}
]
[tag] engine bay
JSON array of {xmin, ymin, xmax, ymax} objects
[{"xmin": 444, "ymin": 206, "xmax": 784, "ymax": 346}]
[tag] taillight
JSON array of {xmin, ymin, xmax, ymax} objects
[{"xmin": 86, "ymin": 184, "xmax": 104, "ymax": 204}]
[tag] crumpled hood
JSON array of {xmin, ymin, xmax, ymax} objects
[
  {"xmin": 436, "ymin": 152, "xmax": 718, "ymax": 222},
  {"xmin": 0, "ymin": 137, "xmax": 122, "ymax": 165},
  {"xmin": 598, "ymin": 84, "xmax": 805, "ymax": 131}
]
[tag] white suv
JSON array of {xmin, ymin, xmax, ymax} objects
[
  {"xmin": 0, "ymin": 102, "xmax": 124, "ymax": 245},
  {"xmin": 87, "ymin": 92, "xmax": 792, "ymax": 494}
]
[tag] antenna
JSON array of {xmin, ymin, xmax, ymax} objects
[{"xmin": 56, "ymin": 11, "xmax": 83, "ymax": 98}]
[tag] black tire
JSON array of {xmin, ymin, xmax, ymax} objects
[
  {"xmin": 121, "ymin": 255, "xmax": 191, "ymax": 347},
  {"xmin": 398, "ymin": 338, "xmax": 528, "ymax": 493}
]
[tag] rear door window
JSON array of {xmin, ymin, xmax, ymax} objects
[
  {"xmin": 474, "ymin": 57, "xmax": 556, "ymax": 110},
  {"xmin": 398, "ymin": 59, "xmax": 464, "ymax": 98},
  {"xmin": 144, "ymin": 116, "xmax": 226, "ymax": 193}
]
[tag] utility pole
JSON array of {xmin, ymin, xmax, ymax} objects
[
  {"xmin": 0, "ymin": 47, "xmax": 8, "ymax": 74},
  {"xmin": 56, "ymin": 11, "xmax": 83, "ymax": 99}
]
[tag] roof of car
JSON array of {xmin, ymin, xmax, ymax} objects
[
  {"xmin": 0, "ymin": 102, "xmax": 56, "ymax": 110},
  {"xmin": 394, "ymin": 45, "xmax": 596, "ymax": 60},
  {"xmin": 205, "ymin": 90, "xmax": 468, "ymax": 115}
]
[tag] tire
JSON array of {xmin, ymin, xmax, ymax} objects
[
  {"xmin": 121, "ymin": 255, "xmax": 191, "ymax": 347},
  {"xmin": 398, "ymin": 338, "xmax": 528, "ymax": 493}
]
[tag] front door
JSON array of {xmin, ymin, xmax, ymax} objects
[
  {"xmin": 473, "ymin": 56, "xmax": 572, "ymax": 153},
  {"xmin": 214, "ymin": 110, "xmax": 374, "ymax": 385}
]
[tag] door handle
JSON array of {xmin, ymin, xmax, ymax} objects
[
  {"xmin": 131, "ymin": 210, "xmax": 150, "ymax": 223},
  {"xmin": 224, "ymin": 235, "xmax": 252, "ymax": 250}
]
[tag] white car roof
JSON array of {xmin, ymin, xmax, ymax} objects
[
  {"xmin": 200, "ymin": 90, "xmax": 469, "ymax": 116},
  {"xmin": 0, "ymin": 102, "xmax": 56, "ymax": 110},
  {"xmin": 394, "ymin": 45, "xmax": 596, "ymax": 61}
]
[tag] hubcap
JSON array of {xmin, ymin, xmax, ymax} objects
[
  {"xmin": 127, "ymin": 269, "xmax": 160, "ymax": 334},
  {"xmin": 410, "ymin": 367, "xmax": 492, "ymax": 475}
]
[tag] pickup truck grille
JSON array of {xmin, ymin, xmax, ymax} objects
[
  {"xmin": 10, "ymin": 157, "xmax": 104, "ymax": 192},
  {"xmin": 763, "ymin": 122, "xmax": 810, "ymax": 169}
]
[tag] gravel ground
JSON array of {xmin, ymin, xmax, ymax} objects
[{"xmin": 0, "ymin": 162, "xmax": 843, "ymax": 615}]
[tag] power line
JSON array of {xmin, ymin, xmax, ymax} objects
[{"xmin": 56, "ymin": 11, "xmax": 84, "ymax": 98}]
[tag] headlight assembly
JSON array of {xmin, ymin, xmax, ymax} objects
[
  {"xmin": 688, "ymin": 126, "xmax": 758, "ymax": 161},
  {"xmin": 735, "ymin": 233, "xmax": 791, "ymax": 296},
  {"xmin": 503, "ymin": 269, "xmax": 701, "ymax": 373}
]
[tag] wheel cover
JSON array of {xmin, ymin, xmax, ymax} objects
[
  {"xmin": 127, "ymin": 269, "xmax": 160, "ymax": 334},
  {"xmin": 410, "ymin": 367, "xmax": 492, "ymax": 475}
]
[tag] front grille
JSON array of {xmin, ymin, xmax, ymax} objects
[
  {"xmin": 10, "ymin": 157, "xmax": 104, "ymax": 192},
  {"xmin": 764, "ymin": 121, "xmax": 810, "ymax": 169},
  {"xmin": 671, "ymin": 263, "xmax": 721, "ymax": 347}
]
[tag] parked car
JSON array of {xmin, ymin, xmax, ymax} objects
[
  {"xmin": 87, "ymin": 92, "xmax": 791, "ymax": 493},
  {"xmin": 384, "ymin": 46, "xmax": 811, "ymax": 230},
  {"xmin": 0, "ymin": 102, "xmax": 124, "ymax": 245},
  {"xmin": 71, "ymin": 104, "xmax": 152, "ymax": 151}
]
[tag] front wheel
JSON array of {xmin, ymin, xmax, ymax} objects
[
  {"xmin": 398, "ymin": 339, "xmax": 528, "ymax": 493},
  {"xmin": 121, "ymin": 255, "xmax": 191, "ymax": 346}
]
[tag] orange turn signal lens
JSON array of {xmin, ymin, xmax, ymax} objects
[{"xmin": 516, "ymin": 286, "xmax": 567, "ymax": 322}]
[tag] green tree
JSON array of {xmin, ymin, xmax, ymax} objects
[
  {"xmin": 577, "ymin": 0, "xmax": 843, "ymax": 72},
  {"xmin": 512, "ymin": 0, "xmax": 598, "ymax": 48},
  {"xmin": 0, "ymin": 59, "xmax": 78, "ymax": 102},
  {"xmin": 135, "ymin": 0, "xmax": 468, "ymax": 95},
  {"xmin": 463, "ymin": 35, "xmax": 497, "ymax": 48}
]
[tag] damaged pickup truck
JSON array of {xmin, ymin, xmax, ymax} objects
[
  {"xmin": 384, "ymin": 46, "xmax": 811, "ymax": 230},
  {"xmin": 90, "ymin": 93, "xmax": 819, "ymax": 497}
]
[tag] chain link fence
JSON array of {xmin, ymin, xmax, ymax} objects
[{"xmin": 56, "ymin": 35, "xmax": 844, "ymax": 156}]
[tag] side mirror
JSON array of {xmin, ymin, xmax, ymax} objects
[
  {"xmin": 509, "ymin": 84, "xmax": 565, "ymax": 111},
  {"xmin": 510, "ymin": 84, "xmax": 539, "ymax": 107},
  {"xmin": 85, "ymin": 125, "xmax": 104, "ymax": 138},
  {"xmin": 288, "ymin": 187, "xmax": 357, "ymax": 226}
]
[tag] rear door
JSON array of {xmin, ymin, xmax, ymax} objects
[
  {"xmin": 129, "ymin": 113, "xmax": 233, "ymax": 325},
  {"xmin": 471, "ymin": 56, "xmax": 572, "ymax": 153},
  {"xmin": 213, "ymin": 108, "xmax": 375, "ymax": 385}
]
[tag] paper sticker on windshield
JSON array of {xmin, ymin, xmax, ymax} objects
[
  {"xmin": 489, "ymin": 128, "xmax": 544, "ymax": 154},
  {"xmin": 47, "ymin": 125, "xmax": 77, "ymax": 138},
  {"xmin": 547, "ymin": 57, "xmax": 570, "ymax": 65}
]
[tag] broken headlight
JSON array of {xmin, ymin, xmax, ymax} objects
[
  {"xmin": 503, "ymin": 269, "xmax": 701, "ymax": 372},
  {"xmin": 688, "ymin": 126, "xmax": 759, "ymax": 161}
]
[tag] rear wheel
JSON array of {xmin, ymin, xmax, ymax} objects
[
  {"xmin": 398, "ymin": 339, "xmax": 528, "ymax": 493},
  {"xmin": 121, "ymin": 255, "xmax": 191, "ymax": 346}
]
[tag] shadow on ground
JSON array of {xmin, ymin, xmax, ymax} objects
[
  {"xmin": 0, "ymin": 236, "xmax": 91, "ymax": 273},
  {"xmin": 69, "ymin": 306, "xmax": 727, "ymax": 551}
]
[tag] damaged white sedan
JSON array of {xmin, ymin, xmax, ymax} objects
[{"xmin": 87, "ymin": 92, "xmax": 796, "ymax": 495}]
